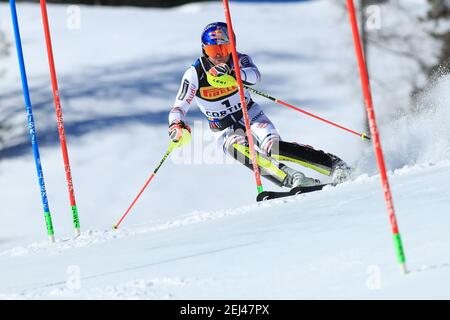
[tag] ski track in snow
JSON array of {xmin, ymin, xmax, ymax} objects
[
  {"xmin": 0, "ymin": 180, "xmax": 342, "ymax": 258},
  {"xmin": 1, "ymin": 161, "xmax": 450, "ymax": 299},
  {"xmin": 0, "ymin": 277, "xmax": 213, "ymax": 300},
  {"xmin": 0, "ymin": 204, "xmax": 264, "ymax": 257},
  {"xmin": 0, "ymin": 160, "xmax": 447, "ymax": 258}
]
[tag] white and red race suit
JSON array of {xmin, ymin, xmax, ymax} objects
[
  {"xmin": 168, "ymin": 53, "xmax": 350, "ymax": 187},
  {"xmin": 169, "ymin": 53, "xmax": 280, "ymax": 155}
]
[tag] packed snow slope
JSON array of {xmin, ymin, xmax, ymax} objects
[{"xmin": 0, "ymin": 1, "xmax": 449, "ymax": 299}]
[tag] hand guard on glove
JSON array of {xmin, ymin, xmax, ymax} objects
[
  {"xmin": 208, "ymin": 63, "xmax": 232, "ymax": 77},
  {"xmin": 168, "ymin": 120, "xmax": 191, "ymax": 143}
]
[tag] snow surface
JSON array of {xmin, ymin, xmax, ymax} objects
[{"xmin": 0, "ymin": 0, "xmax": 449, "ymax": 299}]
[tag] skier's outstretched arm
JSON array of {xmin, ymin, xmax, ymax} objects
[
  {"xmin": 168, "ymin": 67, "xmax": 198, "ymax": 143},
  {"xmin": 169, "ymin": 67, "xmax": 198, "ymax": 124}
]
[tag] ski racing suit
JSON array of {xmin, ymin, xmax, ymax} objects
[{"xmin": 169, "ymin": 53, "xmax": 347, "ymax": 188}]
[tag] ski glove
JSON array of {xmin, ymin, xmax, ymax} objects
[
  {"xmin": 168, "ymin": 120, "xmax": 191, "ymax": 143},
  {"xmin": 208, "ymin": 63, "xmax": 232, "ymax": 77}
]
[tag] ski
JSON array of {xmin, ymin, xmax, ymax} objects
[{"xmin": 256, "ymin": 184, "xmax": 330, "ymax": 202}]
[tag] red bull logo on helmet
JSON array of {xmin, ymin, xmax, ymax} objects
[{"xmin": 209, "ymin": 28, "xmax": 229, "ymax": 45}]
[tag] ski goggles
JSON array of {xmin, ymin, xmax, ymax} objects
[{"xmin": 203, "ymin": 44, "xmax": 232, "ymax": 58}]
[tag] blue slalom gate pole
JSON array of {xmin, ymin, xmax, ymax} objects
[{"xmin": 10, "ymin": 0, "xmax": 55, "ymax": 242}]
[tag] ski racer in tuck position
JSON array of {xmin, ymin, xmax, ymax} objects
[{"xmin": 168, "ymin": 22, "xmax": 351, "ymax": 189}]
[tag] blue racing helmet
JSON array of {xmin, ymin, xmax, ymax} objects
[
  {"xmin": 201, "ymin": 22, "xmax": 236, "ymax": 58},
  {"xmin": 201, "ymin": 22, "xmax": 231, "ymax": 47}
]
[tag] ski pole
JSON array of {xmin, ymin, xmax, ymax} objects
[
  {"xmin": 113, "ymin": 142, "xmax": 177, "ymax": 230},
  {"xmin": 40, "ymin": 0, "xmax": 80, "ymax": 236},
  {"xmin": 244, "ymin": 85, "xmax": 371, "ymax": 141},
  {"xmin": 10, "ymin": 0, "xmax": 55, "ymax": 242}
]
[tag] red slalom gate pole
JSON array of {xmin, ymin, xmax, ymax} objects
[
  {"xmin": 223, "ymin": 0, "xmax": 263, "ymax": 194},
  {"xmin": 346, "ymin": 0, "xmax": 407, "ymax": 274},
  {"xmin": 40, "ymin": 0, "xmax": 80, "ymax": 236}
]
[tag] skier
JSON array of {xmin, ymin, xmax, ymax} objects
[{"xmin": 168, "ymin": 22, "xmax": 351, "ymax": 189}]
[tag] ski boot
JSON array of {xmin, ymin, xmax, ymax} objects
[
  {"xmin": 329, "ymin": 156, "xmax": 352, "ymax": 184},
  {"xmin": 281, "ymin": 164, "xmax": 322, "ymax": 188}
]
